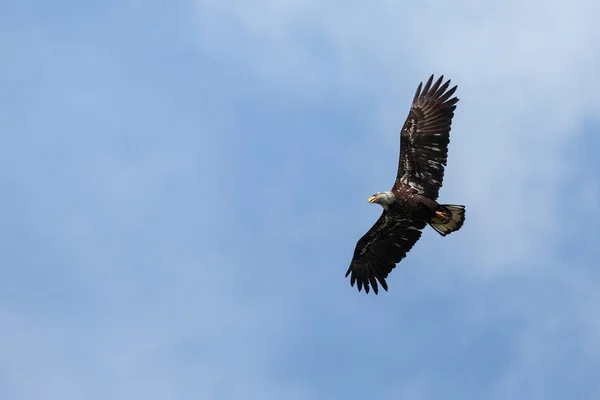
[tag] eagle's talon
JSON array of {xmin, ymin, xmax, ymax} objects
[{"xmin": 431, "ymin": 210, "xmax": 448, "ymax": 224}]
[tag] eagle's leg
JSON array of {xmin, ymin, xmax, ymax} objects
[{"xmin": 431, "ymin": 210, "xmax": 451, "ymax": 224}]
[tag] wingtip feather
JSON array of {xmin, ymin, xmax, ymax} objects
[{"xmin": 422, "ymin": 75, "xmax": 434, "ymax": 95}]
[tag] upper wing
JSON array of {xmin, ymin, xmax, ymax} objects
[
  {"xmin": 345, "ymin": 211, "xmax": 427, "ymax": 294},
  {"xmin": 393, "ymin": 75, "xmax": 459, "ymax": 200}
]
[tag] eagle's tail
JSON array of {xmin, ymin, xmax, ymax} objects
[{"xmin": 429, "ymin": 205, "xmax": 465, "ymax": 237}]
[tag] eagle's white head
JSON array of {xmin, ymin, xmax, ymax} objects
[{"xmin": 368, "ymin": 191, "xmax": 396, "ymax": 209}]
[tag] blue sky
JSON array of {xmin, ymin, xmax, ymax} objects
[{"xmin": 2, "ymin": 1, "xmax": 600, "ymax": 399}]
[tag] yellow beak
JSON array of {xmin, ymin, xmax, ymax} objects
[{"xmin": 368, "ymin": 195, "xmax": 378, "ymax": 204}]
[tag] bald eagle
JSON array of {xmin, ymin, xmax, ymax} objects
[{"xmin": 345, "ymin": 75, "xmax": 465, "ymax": 294}]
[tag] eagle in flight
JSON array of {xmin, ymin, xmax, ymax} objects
[{"xmin": 345, "ymin": 75, "xmax": 465, "ymax": 294}]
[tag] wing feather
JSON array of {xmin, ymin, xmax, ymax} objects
[
  {"xmin": 345, "ymin": 211, "xmax": 426, "ymax": 294},
  {"xmin": 393, "ymin": 75, "xmax": 459, "ymax": 199}
]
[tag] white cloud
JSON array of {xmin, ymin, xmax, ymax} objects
[
  {"xmin": 191, "ymin": 0, "xmax": 600, "ymax": 397},
  {"xmin": 194, "ymin": 0, "xmax": 600, "ymax": 274}
]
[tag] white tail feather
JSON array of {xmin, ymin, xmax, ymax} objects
[{"xmin": 429, "ymin": 205, "xmax": 465, "ymax": 237}]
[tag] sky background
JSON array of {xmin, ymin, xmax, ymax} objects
[{"xmin": 1, "ymin": 1, "xmax": 600, "ymax": 399}]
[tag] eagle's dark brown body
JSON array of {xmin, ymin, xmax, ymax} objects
[
  {"xmin": 345, "ymin": 75, "xmax": 466, "ymax": 294},
  {"xmin": 388, "ymin": 187, "xmax": 440, "ymax": 222}
]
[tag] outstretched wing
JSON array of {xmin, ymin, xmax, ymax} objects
[
  {"xmin": 345, "ymin": 211, "xmax": 427, "ymax": 294},
  {"xmin": 393, "ymin": 75, "xmax": 459, "ymax": 200}
]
